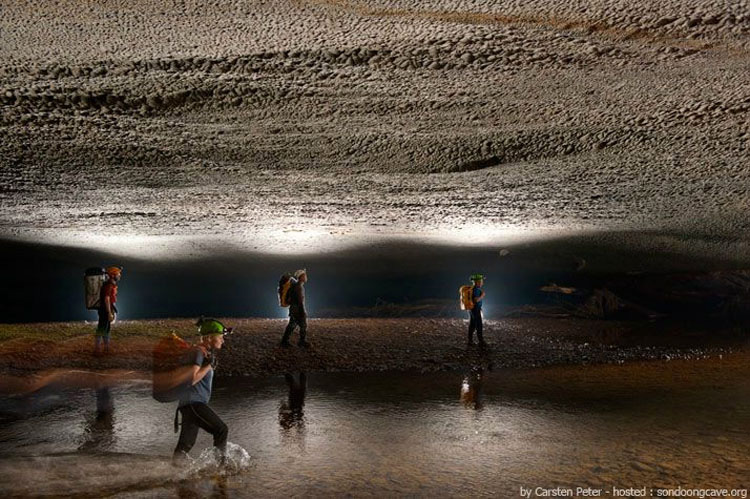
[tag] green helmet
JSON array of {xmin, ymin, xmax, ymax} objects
[
  {"xmin": 196, "ymin": 317, "xmax": 232, "ymax": 336},
  {"xmin": 470, "ymin": 273, "xmax": 485, "ymax": 282}
]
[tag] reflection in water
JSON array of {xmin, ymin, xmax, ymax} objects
[
  {"xmin": 279, "ymin": 372, "xmax": 307, "ymax": 446},
  {"xmin": 0, "ymin": 369, "xmax": 145, "ymax": 398},
  {"xmin": 0, "ymin": 358, "xmax": 748, "ymax": 497},
  {"xmin": 96, "ymin": 386, "xmax": 114, "ymax": 414},
  {"xmin": 279, "ymin": 372, "xmax": 306, "ymax": 430},
  {"xmin": 460, "ymin": 366, "xmax": 485, "ymax": 410},
  {"xmin": 79, "ymin": 387, "xmax": 116, "ymax": 452},
  {"xmin": 177, "ymin": 474, "xmax": 228, "ymax": 499}
]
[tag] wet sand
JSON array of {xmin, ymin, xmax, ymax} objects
[{"xmin": 0, "ymin": 318, "xmax": 745, "ymax": 379}]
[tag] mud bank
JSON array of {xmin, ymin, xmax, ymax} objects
[{"xmin": 0, "ymin": 318, "xmax": 745, "ymax": 379}]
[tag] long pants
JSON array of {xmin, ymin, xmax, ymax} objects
[
  {"xmin": 281, "ymin": 311, "xmax": 307, "ymax": 345},
  {"xmin": 174, "ymin": 402, "xmax": 228, "ymax": 457},
  {"xmin": 468, "ymin": 307, "xmax": 484, "ymax": 343}
]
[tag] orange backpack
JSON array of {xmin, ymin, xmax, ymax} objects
[
  {"xmin": 152, "ymin": 333, "xmax": 195, "ymax": 402},
  {"xmin": 278, "ymin": 274, "xmax": 297, "ymax": 307},
  {"xmin": 459, "ymin": 285, "xmax": 475, "ymax": 310}
]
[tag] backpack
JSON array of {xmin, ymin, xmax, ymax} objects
[
  {"xmin": 84, "ymin": 267, "xmax": 107, "ymax": 310},
  {"xmin": 459, "ymin": 285, "xmax": 475, "ymax": 311},
  {"xmin": 278, "ymin": 273, "xmax": 297, "ymax": 307},
  {"xmin": 152, "ymin": 333, "xmax": 196, "ymax": 403}
]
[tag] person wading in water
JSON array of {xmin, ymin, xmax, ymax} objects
[{"xmin": 173, "ymin": 318, "xmax": 231, "ymax": 465}]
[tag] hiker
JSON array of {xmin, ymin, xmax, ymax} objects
[
  {"xmin": 95, "ymin": 266, "xmax": 122, "ymax": 355},
  {"xmin": 467, "ymin": 273, "xmax": 486, "ymax": 347},
  {"xmin": 173, "ymin": 318, "xmax": 231, "ymax": 464},
  {"xmin": 280, "ymin": 269, "xmax": 310, "ymax": 348}
]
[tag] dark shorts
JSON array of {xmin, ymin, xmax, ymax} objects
[{"xmin": 96, "ymin": 311, "xmax": 111, "ymax": 337}]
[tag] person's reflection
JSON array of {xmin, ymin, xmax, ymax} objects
[
  {"xmin": 212, "ymin": 474, "xmax": 228, "ymax": 499},
  {"xmin": 460, "ymin": 366, "xmax": 484, "ymax": 410},
  {"xmin": 176, "ymin": 475, "xmax": 228, "ymax": 499},
  {"xmin": 279, "ymin": 372, "xmax": 306, "ymax": 433},
  {"xmin": 79, "ymin": 386, "xmax": 116, "ymax": 452}
]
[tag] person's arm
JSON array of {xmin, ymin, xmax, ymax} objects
[
  {"xmin": 104, "ymin": 295, "xmax": 114, "ymax": 321},
  {"xmin": 188, "ymin": 364, "xmax": 213, "ymax": 386},
  {"xmin": 298, "ymin": 284, "xmax": 306, "ymax": 315},
  {"xmin": 189, "ymin": 348, "xmax": 212, "ymax": 385}
]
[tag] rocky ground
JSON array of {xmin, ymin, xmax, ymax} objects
[
  {"xmin": 0, "ymin": 0, "xmax": 748, "ymax": 260},
  {"xmin": 0, "ymin": 318, "xmax": 745, "ymax": 383}
]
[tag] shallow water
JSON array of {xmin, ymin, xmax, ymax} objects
[{"xmin": 0, "ymin": 358, "xmax": 748, "ymax": 498}]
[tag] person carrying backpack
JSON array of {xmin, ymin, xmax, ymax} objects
[
  {"xmin": 95, "ymin": 266, "xmax": 122, "ymax": 355},
  {"xmin": 280, "ymin": 269, "xmax": 310, "ymax": 349},
  {"xmin": 467, "ymin": 274, "xmax": 487, "ymax": 348},
  {"xmin": 173, "ymin": 318, "xmax": 232, "ymax": 465}
]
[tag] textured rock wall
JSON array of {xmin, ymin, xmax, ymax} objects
[{"xmin": 0, "ymin": 0, "xmax": 747, "ymax": 258}]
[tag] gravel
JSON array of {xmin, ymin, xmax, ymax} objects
[{"xmin": 0, "ymin": 318, "xmax": 742, "ymax": 378}]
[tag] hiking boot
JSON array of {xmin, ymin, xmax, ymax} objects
[
  {"xmin": 466, "ymin": 340, "xmax": 475, "ymax": 347},
  {"xmin": 479, "ymin": 341, "xmax": 488, "ymax": 349},
  {"xmin": 298, "ymin": 341, "xmax": 311, "ymax": 349},
  {"xmin": 280, "ymin": 341, "xmax": 291, "ymax": 349}
]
